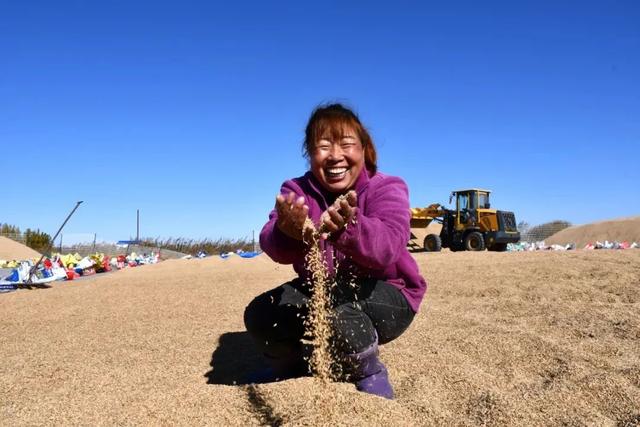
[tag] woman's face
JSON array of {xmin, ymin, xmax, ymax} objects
[{"xmin": 310, "ymin": 125, "xmax": 365, "ymax": 193}]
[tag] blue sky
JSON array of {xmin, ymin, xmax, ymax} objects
[{"xmin": 2, "ymin": 1, "xmax": 639, "ymax": 243}]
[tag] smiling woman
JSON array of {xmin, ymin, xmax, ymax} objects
[
  {"xmin": 243, "ymin": 103, "xmax": 427, "ymax": 400},
  {"xmin": 303, "ymin": 104, "xmax": 378, "ymax": 194}
]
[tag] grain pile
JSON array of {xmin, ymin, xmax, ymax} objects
[
  {"xmin": 546, "ymin": 216, "xmax": 640, "ymax": 247},
  {"xmin": 2, "ymin": 233, "xmax": 640, "ymax": 425},
  {"xmin": 0, "ymin": 236, "xmax": 41, "ymax": 261},
  {"xmin": 409, "ymin": 223, "xmax": 443, "ymax": 249}
]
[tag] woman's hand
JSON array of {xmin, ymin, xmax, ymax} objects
[
  {"xmin": 320, "ymin": 190, "xmax": 357, "ymax": 240},
  {"xmin": 275, "ymin": 192, "xmax": 309, "ymax": 240}
]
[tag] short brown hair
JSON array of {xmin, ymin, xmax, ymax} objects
[{"xmin": 303, "ymin": 103, "xmax": 377, "ymax": 174}]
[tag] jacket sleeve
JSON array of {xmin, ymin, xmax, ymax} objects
[
  {"xmin": 332, "ymin": 176, "xmax": 411, "ymax": 270},
  {"xmin": 259, "ymin": 180, "xmax": 307, "ymax": 265}
]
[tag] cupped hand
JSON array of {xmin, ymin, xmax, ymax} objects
[
  {"xmin": 275, "ymin": 192, "xmax": 309, "ymax": 240},
  {"xmin": 320, "ymin": 190, "xmax": 357, "ymax": 240}
]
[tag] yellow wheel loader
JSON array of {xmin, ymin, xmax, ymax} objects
[{"xmin": 410, "ymin": 189, "xmax": 520, "ymax": 252}]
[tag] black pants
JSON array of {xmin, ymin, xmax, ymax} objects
[{"xmin": 244, "ymin": 277, "xmax": 415, "ymax": 358}]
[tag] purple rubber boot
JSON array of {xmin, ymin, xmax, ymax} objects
[{"xmin": 344, "ymin": 339, "xmax": 394, "ymax": 399}]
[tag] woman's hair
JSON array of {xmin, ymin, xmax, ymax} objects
[{"xmin": 303, "ymin": 103, "xmax": 377, "ymax": 174}]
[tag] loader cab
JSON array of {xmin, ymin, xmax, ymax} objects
[{"xmin": 450, "ymin": 189, "xmax": 492, "ymax": 230}]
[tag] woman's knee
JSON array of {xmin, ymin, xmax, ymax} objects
[
  {"xmin": 360, "ymin": 282, "xmax": 415, "ymax": 345},
  {"xmin": 243, "ymin": 293, "xmax": 272, "ymax": 338},
  {"xmin": 244, "ymin": 286, "xmax": 307, "ymax": 340},
  {"xmin": 331, "ymin": 303, "xmax": 377, "ymax": 354},
  {"xmin": 244, "ymin": 291, "xmax": 306, "ymax": 358}
]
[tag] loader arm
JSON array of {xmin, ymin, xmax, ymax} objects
[{"xmin": 410, "ymin": 203, "xmax": 445, "ymax": 228}]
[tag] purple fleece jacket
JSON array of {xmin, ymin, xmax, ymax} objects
[{"xmin": 260, "ymin": 168, "xmax": 427, "ymax": 313}]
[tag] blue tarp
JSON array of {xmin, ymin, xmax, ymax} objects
[
  {"xmin": 219, "ymin": 251, "xmax": 261, "ymax": 259},
  {"xmin": 238, "ymin": 251, "xmax": 260, "ymax": 258}
]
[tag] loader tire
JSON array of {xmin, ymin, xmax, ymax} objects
[
  {"xmin": 464, "ymin": 232, "xmax": 485, "ymax": 251},
  {"xmin": 489, "ymin": 243, "xmax": 508, "ymax": 252},
  {"xmin": 449, "ymin": 243, "xmax": 463, "ymax": 252},
  {"xmin": 424, "ymin": 234, "xmax": 442, "ymax": 252}
]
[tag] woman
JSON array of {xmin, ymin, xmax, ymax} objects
[{"xmin": 244, "ymin": 103, "xmax": 427, "ymax": 399}]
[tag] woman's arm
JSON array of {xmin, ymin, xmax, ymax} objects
[
  {"xmin": 332, "ymin": 176, "xmax": 410, "ymax": 270},
  {"xmin": 259, "ymin": 181, "xmax": 308, "ymax": 265}
]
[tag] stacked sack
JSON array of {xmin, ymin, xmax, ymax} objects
[
  {"xmin": 508, "ymin": 241, "xmax": 640, "ymax": 252},
  {"xmin": 583, "ymin": 241, "xmax": 639, "ymax": 250},
  {"xmin": 507, "ymin": 241, "xmax": 576, "ymax": 251},
  {"xmin": 51, "ymin": 252, "xmax": 111, "ymax": 280},
  {"xmin": 1, "ymin": 250, "xmax": 161, "ymax": 292}
]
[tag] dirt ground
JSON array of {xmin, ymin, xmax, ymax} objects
[{"xmin": 2, "ymin": 247, "xmax": 639, "ymax": 426}]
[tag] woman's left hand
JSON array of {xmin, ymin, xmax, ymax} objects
[{"xmin": 320, "ymin": 190, "xmax": 357, "ymax": 240}]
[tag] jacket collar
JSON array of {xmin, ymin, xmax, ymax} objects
[
  {"xmin": 353, "ymin": 166, "xmax": 373, "ymax": 194},
  {"xmin": 305, "ymin": 167, "xmax": 373, "ymax": 205}
]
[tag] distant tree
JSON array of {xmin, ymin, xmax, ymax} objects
[
  {"xmin": 24, "ymin": 228, "xmax": 53, "ymax": 253},
  {"xmin": 140, "ymin": 236, "xmax": 255, "ymax": 255},
  {"xmin": 0, "ymin": 223, "xmax": 21, "ymax": 235}
]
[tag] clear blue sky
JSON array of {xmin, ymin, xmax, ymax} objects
[{"xmin": 3, "ymin": 1, "xmax": 639, "ymax": 243}]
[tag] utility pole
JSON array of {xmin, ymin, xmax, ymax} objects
[
  {"xmin": 25, "ymin": 201, "xmax": 83, "ymax": 286},
  {"xmin": 136, "ymin": 209, "xmax": 140, "ymax": 243}
]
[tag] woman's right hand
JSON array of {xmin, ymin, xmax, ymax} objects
[{"xmin": 275, "ymin": 192, "xmax": 309, "ymax": 240}]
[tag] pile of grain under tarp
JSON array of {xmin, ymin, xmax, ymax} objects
[
  {"xmin": 2, "ymin": 249, "xmax": 639, "ymax": 425},
  {"xmin": 546, "ymin": 216, "xmax": 640, "ymax": 248},
  {"xmin": 0, "ymin": 236, "xmax": 41, "ymax": 261}
]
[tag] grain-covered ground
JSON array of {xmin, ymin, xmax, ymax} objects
[{"xmin": 2, "ymin": 244, "xmax": 639, "ymax": 425}]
